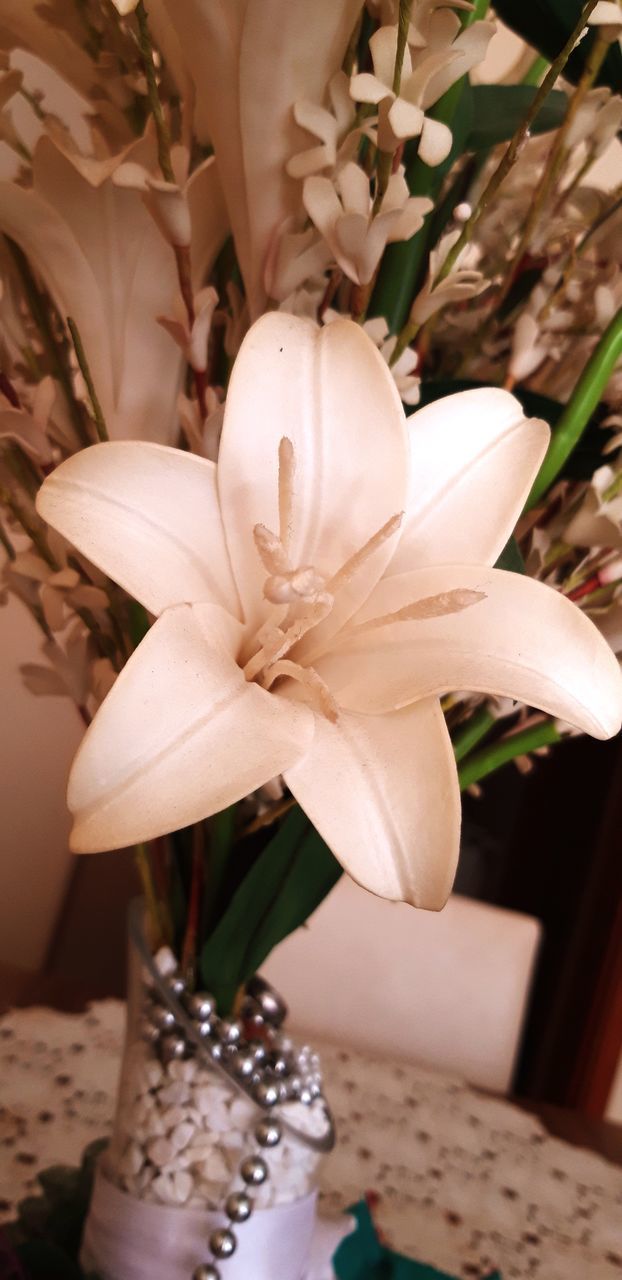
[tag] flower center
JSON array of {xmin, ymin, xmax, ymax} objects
[{"xmin": 243, "ymin": 436, "xmax": 485, "ymax": 722}]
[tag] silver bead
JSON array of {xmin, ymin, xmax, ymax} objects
[
  {"xmin": 288, "ymin": 1075, "xmax": 302, "ymax": 1097},
  {"xmin": 225, "ymin": 1190, "xmax": 253, "ymax": 1223},
  {"xmin": 160, "ymin": 1034, "xmax": 186, "ymax": 1062},
  {"xmin": 140, "ymin": 1019, "xmax": 160, "ymax": 1045},
  {"xmin": 197, "ymin": 1019, "xmax": 213, "ymax": 1040},
  {"xmin": 299, "ymin": 1086, "xmax": 313, "ymax": 1105},
  {"xmin": 253, "ymin": 1080, "xmax": 279, "ymax": 1108},
  {"xmin": 219, "ymin": 1019, "xmax": 243, "ymax": 1045},
  {"xmin": 185, "ymin": 991, "xmax": 216, "ymax": 1021},
  {"xmin": 151, "ymin": 1004, "xmax": 177, "ymax": 1032},
  {"xmin": 193, "ymin": 1266, "xmax": 220, "ymax": 1280},
  {"xmin": 270, "ymin": 1055, "xmax": 290, "ymax": 1077},
  {"xmin": 209, "ymin": 1228, "xmax": 237, "ymax": 1259},
  {"xmin": 240, "ymin": 1154, "xmax": 268, "ymax": 1186},
  {"xmin": 251, "ymin": 1043, "xmax": 267, "ymax": 1066},
  {"xmin": 309, "ymin": 1081, "xmax": 322, "ymax": 1099},
  {"xmin": 245, "ymin": 976, "xmax": 287, "ymax": 1028},
  {"xmin": 233, "ymin": 1051, "xmax": 256, "ymax": 1080},
  {"xmin": 210, "ymin": 1042, "xmax": 224, "ymax": 1062},
  {"xmin": 255, "ymin": 1118, "xmax": 282, "ymax": 1148},
  {"xmin": 278, "ymin": 1081, "xmax": 289, "ymax": 1102},
  {"xmin": 165, "ymin": 974, "xmax": 186, "ymax": 1000}
]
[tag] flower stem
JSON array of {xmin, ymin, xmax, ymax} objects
[
  {"xmin": 452, "ymin": 707, "xmax": 495, "ymax": 762},
  {"xmin": 459, "ymin": 719, "xmax": 561, "ymax": 790},
  {"xmin": 135, "ymin": 842, "xmax": 166, "ymax": 949},
  {"xmin": 135, "ymin": 1, "xmax": 175, "ymax": 185},
  {"xmin": 390, "ymin": 0, "xmax": 602, "ymax": 366},
  {"xmin": 373, "ymin": 0, "xmax": 413, "ymax": 214},
  {"xmin": 527, "ymin": 306, "xmax": 622, "ymax": 507},
  {"xmin": 493, "ymin": 30, "xmax": 609, "ymax": 318},
  {"xmin": 5, "ymin": 237, "xmax": 92, "ymax": 448},
  {"xmin": 67, "ymin": 316, "xmax": 109, "ymax": 443}
]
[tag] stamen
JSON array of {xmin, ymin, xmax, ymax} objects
[
  {"xmin": 264, "ymin": 566, "xmax": 328, "ymax": 606},
  {"xmin": 327, "ymin": 512, "xmax": 403, "ymax": 595},
  {"xmin": 347, "ymin": 588, "xmax": 486, "ymax": 636},
  {"xmin": 264, "ymin": 658, "xmax": 339, "ymax": 723},
  {"xmin": 278, "ymin": 437, "xmax": 295, "ymax": 554},
  {"xmin": 253, "ymin": 523, "xmax": 290, "ymax": 575}
]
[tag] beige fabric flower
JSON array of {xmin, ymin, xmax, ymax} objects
[{"xmin": 38, "ymin": 316, "xmax": 622, "ymax": 908}]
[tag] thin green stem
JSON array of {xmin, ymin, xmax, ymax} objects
[
  {"xmin": 373, "ymin": 0, "xmax": 413, "ymax": 213},
  {"xmin": 493, "ymin": 30, "xmax": 609, "ymax": 318},
  {"xmin": 459, "ymin": 720, "xmax": 561, "ymax": 790},
  {"xmin": 135, "ymin": 1, "xmax": 175, "ymax": 184},
  {"xmin": 5, "ymin": 238, "xmax": 92, "ymax": 448},
  {"xmin": 67, "ymin": 317, "xmax": 109, "ymax": 443},
  {"xmin": 528, "ymin": 307, "xmax": 622, "ymax": 507},
  {"xmin": 135, "ymin": 843, "xmax": 167, "ymax": 948},
  {"xmin": 522, "ymin": 54, "xmax": 550, "ymax": 87},
  {"xmin": 452, "ymin": 707, "xmax": 495, "ymax": 763},
  {"xmin": 390, "ymin": 0, "xmax": 602, "ymax": 366}
]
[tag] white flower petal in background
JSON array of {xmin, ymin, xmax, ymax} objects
[
  {"xmin": 284, "ymin": 699, "xmax": 460, "ymax": 908},
  {"xmin": 161, "ymin": 0, "xmax": 363, "ymax": 316}
]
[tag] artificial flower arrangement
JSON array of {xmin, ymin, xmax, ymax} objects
[{"xmin": 1, "ymin": 0, "xmax": 622, "ymax": 1276}]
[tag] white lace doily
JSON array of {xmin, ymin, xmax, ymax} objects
[{"xmin": 1, "ymin": 1002, "xmax": 621, "ymax": 1279}]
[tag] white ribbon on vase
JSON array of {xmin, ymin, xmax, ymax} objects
[{"xmin": 81, "ymin": 1162, "xmax": 354, "ymax": 1280}]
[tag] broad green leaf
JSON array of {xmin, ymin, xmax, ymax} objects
[
  {"xmin": 493, "ymin": 0, "xmax": 622, "ymax": 94},
  {"xmin": 200, "ymin": 809, "xmax": 341, "ymax": 1012},
  {"xmin": 468, "ymin": 85, "xmax": 567, "ymax": 151}
]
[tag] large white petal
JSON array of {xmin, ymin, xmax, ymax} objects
[
  {"xmin": 218, "ymin": 313, "xmax": 409, "ymax": 636},
  {"xmin": 164, "ymin": 0, "xmax": 362, "ymax": 316},
  {"xmin": 37, "ymin": 443, "xmax": 240, "ymax": 619},
  {"xmin": 284, "ymin": 699, "xmax": 460, "ymax": 909},
  {"xmin": 0, "ymin": 135, "xmax": 183, "ymax": 444},
  {"xmin": 388, "ymin": 389, "xmax": 550, "ymax": 575},
  {"xmin": 69, "ymin": 603, "xmax": 314, "ymax": 852},
  {"xmin": 318, "ymin": 565, "xmax": 622, "ymax": 739}
]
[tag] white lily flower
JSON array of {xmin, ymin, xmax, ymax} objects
[
  {"xmin": 0, "ymin": 134, "xmax": 227, "ymax": 443},
  {"xmin": 111, "ymin": 0, "xmax": 140, "ymax": 12},
  {"xmin": 159, "ymin": 0, "xmax": 362, "ymax": 317},
  {"xmin": 37, "ymin": 315, "xmax": 622, "ymax": 908},
  {"xmin": 303, "ymin": 161, "xmax": 432, "ymax": 285},
  {"xmin": 350, "ymin": 20, "xmax": 494, "ymax": 164}
]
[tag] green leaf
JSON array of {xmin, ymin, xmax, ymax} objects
[
  {"xmin": 468, "ymin": 85, "xmax": 567, "ymax": 151},
  {"xmin": 200, "ymin": 809, "xmax": 341, "ymax": 1012},
  {"xmin": 495, "ymin": 536, "xmax": 525, "ymax": 574},
  {"xmin": 493, "ymin": 0, "xmax": 622, "ymax": 94}
]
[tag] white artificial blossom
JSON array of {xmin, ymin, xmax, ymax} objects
[
  {"xmin": 37, "ymin": 316, "xmax": 622, "ymax": 909},
  {"xmin": 303, "ymin": 161, "xmax": 432, "ymax": 285},
  {"xmin": 350, "ymin": 20, "xmax": 494, "ymax": 165}
]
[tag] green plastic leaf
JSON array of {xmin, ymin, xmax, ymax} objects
[
  {"xmin": 468, "ymin": 85, "xmax": 567, "ymax": 151},
  {"xmin": 495, "ymin": 536, "xmax": 525, "ymax": 574},
  {"xmin": 200, "ymin": 809, "xmax": 341, "ymax": 1012},
  {"xmin": 493, "ymin": 0, "xmax": 622, "ymax": 93}
]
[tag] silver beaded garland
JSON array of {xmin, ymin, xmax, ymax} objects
[
  {"xmin": 160, "ymin": 1034, "xmax": 186, "ymax": 1062},
  {"xmin": 225, "ymin": 1190, "xmax": 253, "ymax": 1223},
  {"xmin": 209, "ymin": 1228, "xmax": 237, "ymax": 1259},
  {"xmin": 253, "ymin": 1080, "xmax": 280, "ymax": 1108},
  {"xmin": 240, "ymin": 1154, "xmax": 268, "ymax": 1186},
  {"xmin": 193, "ymin": 1266, "xmax": 220, "ymax": 1280},
  {"xmin": 185, "ymin": 991, "xmax": 216, "ymax": 1021},
  {"xmin": 255, "ymin": 1118, "xmax": 282, "ymax": 1147}
]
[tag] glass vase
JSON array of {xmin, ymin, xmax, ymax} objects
[{"xmin": 80, "ymin": 902, "xmax": 346, "ymax": 1280}]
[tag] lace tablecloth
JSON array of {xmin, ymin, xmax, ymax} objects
[{"xmin": 1, "ymin": 1001, "xmax": 621, "ymax": 1280}]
